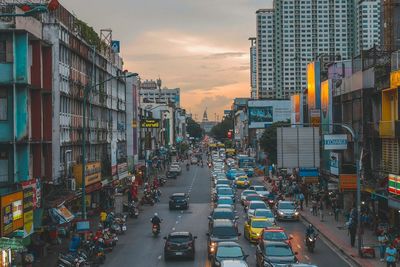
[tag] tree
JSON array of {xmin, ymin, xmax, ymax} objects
[
  {"xmin": 210, "ymin": 115, "xmax": 233, "ymax": 142},
  {"xmin": 259, "ymin": 121, "xmax": 288, "ymax": 164},
  {"xmin": 186, "ymin": 118, "xmax": 203, "ymax": 139}
]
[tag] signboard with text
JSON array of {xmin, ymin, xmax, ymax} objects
[
  {"xmin": 140, "ymin": 119, "xmax": 160, "ymax": 128},
  {"xmin": 323, "ymin": 134, "xmax": 348, "ymax": 150},
  {"xmin": 1, "ymin": 191, "xmax": 24, "ymax": 237},
  {"xmin": 23, "ymin": 188, "xmax": 34, "ymax": 237},
  {"xmin": 339, "ymin": 174, "xmax": 357, "ymax": 191},
  {"xmin": 389, "ymin": 174, "xmax": 400, "ymax": 196}
]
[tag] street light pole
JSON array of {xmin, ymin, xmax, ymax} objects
[{"xmin": 81, "ymin": 72, "xmax": 138, "ymax": 220}]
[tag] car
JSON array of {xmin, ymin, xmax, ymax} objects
[
  {"xmin": 253, "ymin": 209, "xmax": 276, "ymax": 223},
  {"xmin": 215, "ymin": 179, "xmax": 231, "ymax": 187},
  {"xmin": 216, "ymin": 204, "xmax": 235, "ymax": 210},
  {"xmin": 164, "ymin": 231, "xmax": 197, "ymax": 260},
  {"xmin": 169, "ymin": 193, "xmax": 189, "ymax": 210},
  {"xmin": 249, "ymin": 185, "xmax": 269, "ymax": 200},
  {"xmin": 215, "ymin": 187, "xmax": 235, "ymax": 202},
  {"xmin": 255, "ymin": 241, "xmax": 298, "ymax": 267},
  {"xmin": 261, "ymin": 227, "xmax": 293, "ymax": 247},
  {"xmin": 240, "ymin": 190, "xmax": 257, "ymax": 204},
  {"xmin": 275, "ymin": 201, "xmax": 300, "ymax": 221},
  {"xmin": 243, "ymin": 194, "xmax": 263, "ymax": 209},
  {"xmin": 211, "ymin": 242, "xmax": 248, "ymax": 267},
  {"xmin": 216, "ymin": 196, "xmax": 235, "ymax": 208},
  {"xmin": 207, "ymin": 219, "xmax": 241, "ymax": 258},
  {"xmin": 220, "ymin": 260, "xmax": 249, "ymax": 267},
  {"xmin": 234, "ymin": 176, "xmax": 251, "ymax": 188},
  {"xmin": 166, "ymin": 170, "xmax": 178, "ymax": 179},
  {"xmin": 208, "ymin": 208, "xmax": 239, "ymax": 230},
  {"xmin": 247, "ymin": 201, "xmax": 269, "ymax": 218},
  {"xmin": 244, "ymin": 217, "xmax": 274, "ymax": 242},
  {"xmin": 190, "ymin": 157, "xmax": 198, "ymax": 165}
]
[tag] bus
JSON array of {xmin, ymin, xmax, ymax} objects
[{"xmin": 237, "ymin": 155, "xmax": 256, "ymax": 177}]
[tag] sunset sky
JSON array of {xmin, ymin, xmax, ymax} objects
[{"xmin": 63, "ymin": 0, "xmax": 272, "ymax": 121}]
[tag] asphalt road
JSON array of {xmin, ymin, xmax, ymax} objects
[{"xmin": 104, "ymin": 162, "xmax": 350, "ymax": 267}]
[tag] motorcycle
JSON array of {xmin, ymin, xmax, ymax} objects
[
  {"xmin": 80, "ymin": 240, "xmax": 106, "ymax": 265},
  {"xmin": 57, "ymin": 252, "xmax": 88, "ymax": 267},
  {"xmin": 124, "ymin": 201, "xmax": 139, "ymax": 218},
  {"xmin": 305, "ymin": 233, "xmax": 318, "ymax": 252},
  {"xmin": 140, "ymin": 192, "xmax": 155, "ymax": 206},
  {"xmin": 186, "ymin": 164, "xmax": 190, "ymax": 171},
  {"xmin": 152, "ymin": 223, "xmax": 160, "ymax": 237},
  {"xmin": 159, "ymin": 176, "xmax": 167, "ymax": 186}
]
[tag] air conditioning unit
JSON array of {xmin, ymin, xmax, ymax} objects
[{"xmin": 67, "ymin": 178, "xmax": 76, "ymax": 191}]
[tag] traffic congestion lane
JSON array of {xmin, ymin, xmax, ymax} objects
[{"xmin": 104, "ymin": 162, "xmax": 211, "ymax": 267}]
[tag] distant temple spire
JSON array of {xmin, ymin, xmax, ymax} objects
[{"xmin": 202, "ymin": 108, "xmax": 208, "ymax": 122}]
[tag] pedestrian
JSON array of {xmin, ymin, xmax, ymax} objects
[
  {"xmin": 100, "ymin": 210, "xmax": 107, "ymax": 228},
  {"xmin": 348, "ymin": 218, "xmax": 357, "ymax": 247},
  {"xmin": 311, "ymin": 197, "xmax": 318, "ymax": 216},
  {"xmin": 299, "ymin": 192, "xmax": 304, "ymax": 211},
  {"xmin": 378, "ymin": 231, "xmax": 389, "ymax": 261},
  {"xmin": 304, "ymin": 191, "xmax": 309, "ymax": 208},
  {"xmin": 318, "ymin": 201, "xmax": 324, "ymax": 221},
  {"xmin": 386, "ymin": 243, "xmax": 397, "ymax": 267},
  {"xmin": 332, "ymin": 199, "xmax": 339, "ymax": 222}
]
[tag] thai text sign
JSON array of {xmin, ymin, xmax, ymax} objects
[
  {"xmin": 323, "ymin": 134, "xmax": 348, "ymax": 150},
  {"xmin": 140, "ymin": 119, "xmax": 160, "ymax": 128},
  {"xmin": 389, "ymin": 174, "xmax": 400, "ymax": 196},
  {"xmin": 339, "ymin": 174, "xmax": 357, "ymax": 191},
  {"xmin": 23, "ymin": 188, "xmax": 34, "ymax": 237},
  {"xmin": 1, "ymin": 191, "xmax": 24, "ymax": 237}
]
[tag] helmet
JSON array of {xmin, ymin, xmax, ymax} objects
[
  {"xmin": 154, "ymin": 213, "xmax": 158, "ymax": 217},
  {"xmin": 308, "ymin": 224, "xmax": 313, "ymax": 228}
]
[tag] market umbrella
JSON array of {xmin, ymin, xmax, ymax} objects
[{"xmin": 0, "ymin": 238, "xmax": 26, "ymax": 252}]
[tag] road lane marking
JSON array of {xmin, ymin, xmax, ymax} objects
[{"xmin": 172, "ymin": 227, "xmax": 175, "ymax": 231}]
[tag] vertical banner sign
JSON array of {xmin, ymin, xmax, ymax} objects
[
  {"xmin": 1, "ymin": 191, "xmax": 23, "ymax": 237},
  {"xmin": 23, "ymin": 188, "xmax": 34, "ymax": 237}
]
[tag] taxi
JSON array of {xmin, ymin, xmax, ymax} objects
[
  {"xmin": 234, "ymin": 176, "xmax": 251, "ymax": 188},
  {"xmin": 243, "ymin": 217, "xmax": 273, "ymax": 243},
  {"xmin": 260, "ymin": 226, "xmax": 293, "ymax": 247}
]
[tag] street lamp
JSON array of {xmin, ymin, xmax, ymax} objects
[{"xmin": 81, "ymin": 72, "xmax": 138, "ymax": 219}]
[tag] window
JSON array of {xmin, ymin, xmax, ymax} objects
[
  {"xmin": 0, "ymin": 41, "xmax": 6, "ymax": 63},
  {"xmin": 0, "ymin": 91, "xmax": 7, "ymax": 120}
]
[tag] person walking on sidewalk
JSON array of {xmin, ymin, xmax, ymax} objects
[
  {"xmin": 311, "ymin": 197, "xmax": 318, "ymax": 216},
  {"xmin": 386, "ymin": 243, "xmax": 397, "ymax": 267},
  {"xmin": 318, "ymin": 201, "xmax": 324, "ymax": 222},
  {"xmin": 298, "ymin": 192, "xmax": 304, "ymax": 211},
  {"xmin": 348, "ymin": 217, "xmax": 357, "ymax": 247},
  {"xmin": 378, "ymin": 231, "xmax": 389, "ymax": 261}
]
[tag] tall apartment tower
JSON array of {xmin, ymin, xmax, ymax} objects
[
  {"xmin": 249, "ymin": 37, "xmax": 257, "ymax": 99},
  {"xmin": 275, "ymin": 0, "xmax": 353, "ymax": 99},
  {"xmin": 256, "ymin": 9, "xmax": 275, "ymax": 99},
  {"xmin": 356, "ymin": 0, "xmax": 381, "ymax": 55}
]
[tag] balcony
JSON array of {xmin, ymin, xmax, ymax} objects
[{"xmin": 379, "ymin": 120, "xmax": 400, "ymax": 137}]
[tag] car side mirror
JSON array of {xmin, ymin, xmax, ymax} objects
[
  {"xmin": 235, "ymin": 216, "xmax": 239, "ymax": 220},
  {"xmin": 238, "ymin": 232, "xmax": 242, "ymax": 236},
  {"xmin": 206, "ymin": 233, "xmax": 210, "ymax": 236},
  {"xmin": 208, "ymin": 216, "xmax": 212, "ymax": 220}
]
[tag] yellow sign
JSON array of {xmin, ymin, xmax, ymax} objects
[
  {"xmin": 1, "ymin": 191, "xmax": 24, "ymax": 237},
  {"xmin": 140, "ymin": 119, "xmax": 160, "ymax": 128},
  {"xmin": 307, "ymin": 62, "xmax": 316, "ymax": 110},
  {"xmin": 73, "ymin": 162, "xmax": 102, "ymax": 187},
  {"xmin": 131, "ymin": 120, "xmax": 137, "ymax": 128},
  {"xmin": 390, "ymin": 70, "xmax": 400, "ymax": 88}
]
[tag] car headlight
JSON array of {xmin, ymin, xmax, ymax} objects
[
  {"xmin": 278, "ymin": 211, "xmax": 284, "ymax": 215},
  {"xmin": 294, "ymin": 211, "xmax": 299, "ymax": 216},
  {"xmin": 210, "ymin": 242, "xmax": 217, "ymax": 247}
]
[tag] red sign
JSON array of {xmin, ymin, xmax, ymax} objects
[
  {"xmin": 21, "ymin": 179, "xmax": 41, "ymax": 209},
  {"xmin": 227, "ymin": 131, "xmax": 232, "ymax": 139}
]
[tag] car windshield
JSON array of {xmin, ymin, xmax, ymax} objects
[
  {"xmin": 247, "ymin": 195, "xmax": 261, "ymax": 201},
  {"xmin": 238, "ymin": 178, "xmax": 247, "ymax": 181},
  {"xmin": 168, "ymin": 236, "xmax": 191, "ymax": 243},
  {"xmin": 263, "ymin": 231, "xmax": 288, "ymax": 241},
  {"xmin": 218, "ymin": 188, "xmax": 233, "ymax": 195},
  {"xmin": 218, "ymin": 180, "xmax": 230, "ymax": 185},
  {"xmin": 242, "ymin": 191, "xmax": 256, "ymax": 196},
  {"xmin": 250, "ymin": 203, "xmax": 267, "ymax": 209},
  {"xmin": 265, "ymin": 245, "xmax": 293, "ymax": 257},
  {"xmin": 218, "ymin": 198, "xmax": 233, "ymax": 205},
  {"xmin": 279, "ymin": 202, "xmax": 296, "ymax": 209},
  {"xmin": 172, "ymin": 196, "xmax": 186, "ymax": 200},
  {"xmin": 212, "ymin": 226, "xmax": 237, "ymax": 237},
  {"xmin": 255, "ymin": 210, "xmax": 274, "ymax": 217},
  {"xmin": 254, "ymin": 186, "xmax": 267, "ymax": 192},
  {"xmin": 213, "ymin": 211, "xmax": 234, "ymax": 220},
  {"xmin": 216, "ymin": 246, "xmax": 243, "ymax": 258},
  {"xmin": 251, "ymin": 220, "xmax": 272, "ymax": 228}
]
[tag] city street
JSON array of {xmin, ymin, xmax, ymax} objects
[{"xmin": 104, "ymin": 162, "xmax": 350, "ymax": 267}]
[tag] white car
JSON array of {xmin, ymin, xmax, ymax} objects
[
  {"xmin": 221, "ymin": 260, "xmax": 249, "ymax": 267},
  {"xmin": 247, "ymin": 201, "xmax": 268, "ymax": 218},
  {"xmin": 249, "ymin": 185, "xmax": 270, "ymax": 200},
  {"xmin": 240, "ymin": 190, "xmax": 257, "ymax": 204}
]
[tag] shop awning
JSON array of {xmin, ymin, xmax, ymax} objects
[
  {"xmin": 49, "ymin": 205, "xmax": 74, "ymax": 224},
  {"xmin": 0, "ymin": 238, "xmax": 26, "ymax": 252}
]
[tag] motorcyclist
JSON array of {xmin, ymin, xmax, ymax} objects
[
  {"xmin": 151, "ymin": 213, "xmax": 162, "ymax": 231},
  {"xmin": 201, "ymin": 160, "xmax": 204, "ymax": 167},
  {"xmin": 305, "ymin": 224, "xmax": 315, "ymax": 238},
  {"xmin": 186, "ymin": 162, "xmax": 190, "ymax": 170}
]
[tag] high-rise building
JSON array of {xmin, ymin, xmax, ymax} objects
[
  {"xmin": 256, "ymin": 0, "xmax": 381, "ymax": 99},
  {"xmin": 249, "ymin": 37, "xmax": 257, "ymax": 99},
  {"xmin": 139, "ymin": 79, "xmax": 180, "ymax": 107},
  {"xmin": 356, "ymin": 0, "xmax": 381, "ymax": 55},
  {"xmin": 256, "ymin": 9, "xmax": 275, "ymax": 99}
]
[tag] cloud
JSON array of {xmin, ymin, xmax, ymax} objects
[{"xmin": 204, "ymin": 52, "xmax": 247, "ymax": 59}]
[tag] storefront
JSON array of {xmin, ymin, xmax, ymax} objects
[{"xmin": 387, "ymin": 174, "xmax": 400, "ymax": 225}]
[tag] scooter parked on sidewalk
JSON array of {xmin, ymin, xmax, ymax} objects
[
  {"xmin": 124, "ymin": 201, "xmax": 139, "ymax": 218},
  {"xmin": 140, "ymin": 191, "xmax": 155, "ymax": 206}
]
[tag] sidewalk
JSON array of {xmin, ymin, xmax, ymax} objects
[{"xmin": 261, "ymin": 178, "xmax": 383, "ymax": 267}]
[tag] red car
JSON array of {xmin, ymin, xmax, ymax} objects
[{"xmin": 260, "ymin": 227, "xmax": 293, "ymax": 247}]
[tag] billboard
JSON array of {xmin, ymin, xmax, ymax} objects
[
  {"xmin": 1, "ymin": 191, "xmax": 24, "ymax": 237},
  {"xmin": 290, "ymin": 94, "xmax": 303, "ymax": 126},
  {"xmin": 277, "ymin": 127, "xmax": 320, "ymax": 168},
  {"xmin": 321, "ymin": 79, "xmax": 333, "ymax": 133},
  {"xmin": 248, "ymin": 100, "xmax": 291, "ymax": 129},
  {"xmin": 140, "ymin": 119, "xmax": 160, "ymax": 128},
  {"xmin": 307, "ymin": 61, "xmax": 321, "ymax": 119},
  {"xmin": 323, "ymin": 134, "xmax": 348, "ymax": 150},
  {"xmin": 330, "ymin": 152, "xmax": 339, "ymax": 176}
]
